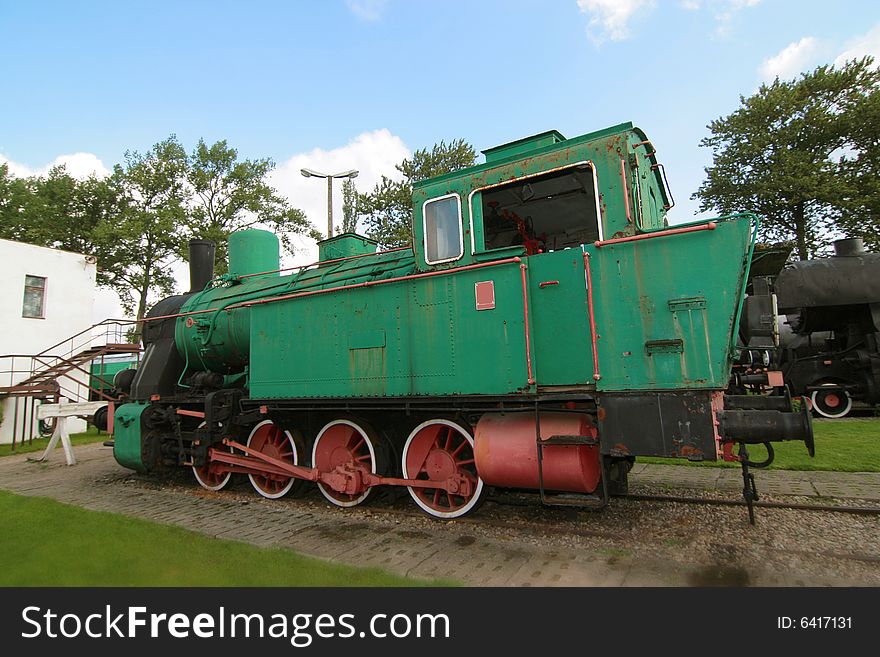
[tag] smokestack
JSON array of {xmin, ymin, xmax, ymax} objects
[
  {"xmin": 188, "ymin": 239, "xmax": 215, "ymax": 293},
  {"xmin": 833, "ymin": 238, "xmax": 865, "ymax": 257}
]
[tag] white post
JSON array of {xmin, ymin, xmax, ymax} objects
[{"xmin": 31, "ymin": 397, "xmax": 77, "ymax": 466}]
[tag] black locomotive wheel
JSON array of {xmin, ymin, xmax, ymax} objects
[{"xmin": 811, "ymin": 384, "xmax": 853, "ymax": 419}]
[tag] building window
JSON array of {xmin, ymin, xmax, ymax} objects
[
  {"xmin": 22, "ymin": 275, "xmax": 46, "ymax": 319},
  {"xmin": 423, "ymin": 194, "xmax": 462, "ymax": 264}
]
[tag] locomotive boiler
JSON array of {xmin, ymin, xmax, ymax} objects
[{"xmin": 111, "ymin": 123, "xmax": 814, "ymax": 520}]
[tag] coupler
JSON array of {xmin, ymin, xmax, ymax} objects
[{"xmin": 717, "ymin": 393, "xmax": 814, "ymax": 524}]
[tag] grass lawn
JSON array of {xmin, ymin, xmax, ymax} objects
[
  {"xmin": 0, "ymin": 490, "xmax": 444, "ymax": 586},
  {"xmin": 0, "ymin": 426, "xmax": 107, "ymax": 458},
  {"xmin": 640, "ymin": 418, "xmax": 880, "ymax": 472}
]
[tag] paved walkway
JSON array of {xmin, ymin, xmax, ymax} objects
[
  {"xmin": 631, "ymin": 463, "xmax": 880, "ymax": 500},
  {"xmin": 0, "ymin": 444, "xmax": 877, "ymax": 586}
]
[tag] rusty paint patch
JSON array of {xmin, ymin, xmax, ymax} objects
[{"xmin": 679, "ymin": 445, "xmax": 704, "ymax": 458}]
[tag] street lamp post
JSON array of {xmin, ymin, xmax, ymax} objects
[{"xmin": 300, "ymin": 168, "xmax": 359, "ymax": 239}]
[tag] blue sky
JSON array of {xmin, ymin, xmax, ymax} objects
[{"xmin": 2, "ymin": 1, "xmax": 878, "ymax": 240}]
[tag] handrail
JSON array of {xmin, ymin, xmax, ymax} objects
[
  {"xmin": 34, "ymin": 318, "xmax": 137, "ymax": 359},
  {"xmin": 0, "ymin": 323, "xmax": 141, "ymax": 408},
  {"xmin": 594, "ymin": 222, "xmax": 717, "ymax": 248},
  {"xmin": 583, "ymin": 251, "xmax": 601, "ymax": 381}
]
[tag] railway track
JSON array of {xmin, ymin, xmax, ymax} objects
[
  {"xmin": 148, "ymin": 474, "xmax": 880, "ymax": 572},
  {"xmin": 619, "ymin": 493, "xmax": 880, "ymax": 516}
]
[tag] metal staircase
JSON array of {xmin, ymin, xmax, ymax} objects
[{"xmin": 0, "ymin": 319, "xmax": 141, "ymax": 448}]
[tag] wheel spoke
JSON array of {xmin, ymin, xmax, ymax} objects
[{"xmin": 443, "ymin": 427, "xmax": 453, "ymax": 451}]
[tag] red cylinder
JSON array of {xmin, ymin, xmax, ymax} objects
[{"xmin": 474, "ymin": 412, "xmax": 601, "ymax": 494}]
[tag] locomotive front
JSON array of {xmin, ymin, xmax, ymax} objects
[{"xmin": 112, "ymin": 123, "xmax": 814, "ymax": 522}]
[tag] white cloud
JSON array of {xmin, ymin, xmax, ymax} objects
[
  {"xmin": 269, "ymin": 128, "xmax": 410, "ymax": 264},
  {"xmin": 0, "ymin": 152, "xmax": 110, "ymax": 180},
  {"xmin": 759, "ymin": 36, "xmax": 823, "ymax": 82},
  {"xmin": 834, "ymin": 23, "xmax": 880, "ymax": 67},
  {"xmin": 576, "ymin": 0, "xmax": 655, "ymax": 44},
  {"xmin": 680, "ymin": 0, "xmax": 762, "ymax": 37},
  {"xmin": 347, "ymin": 0, "xmax": 388, "ymax": 22}
]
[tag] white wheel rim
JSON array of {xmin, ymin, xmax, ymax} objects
[
  {"xmin": 246, "ymin": 419, "xmax": 299, "ymax": 499},
  {"xmin": 192, "ymin": 421, "xmax": 232, "ymax": 491},
  {"xmin": 312, "ymin": 419, "xmax": 377, "ymax": 507},
  {"xmin": 811, "ymin": 386, "xmax": 852, "ymax": 419},
  {"xmin": 402, "ymin": 419, "xmax": 485, "ymax": 519}
]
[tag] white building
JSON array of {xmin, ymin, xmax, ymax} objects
[{"xmin": 0, "ymin": 239, "xmax": 97, "ymax": 444}]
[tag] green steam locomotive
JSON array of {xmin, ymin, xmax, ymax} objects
[{"xmin": 111, "ymin": 122, "xmax": 813, "ymax": 520}]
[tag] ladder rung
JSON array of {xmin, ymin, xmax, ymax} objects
[{"xmin": 539, "ymin": 434, "xmax": 599, "ymax": 446}]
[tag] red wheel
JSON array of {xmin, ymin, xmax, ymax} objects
[
  {"xmin": 312, "ymin": 419, "xmax": 381, "ymax": 507},
  {"xmin": 193, "ymin": 448, "xmax": 232, "ymax": 491},
  {"xmin": 193, "ymin": 422, "xmax": 232, "ymax": 491},
  {"xmin": 402, "ymin": 419, "xmax": 485, "ymax": 519},
  {"xmin": 246, "ymin": 420, "xmax": 302, "ymax": 499}
]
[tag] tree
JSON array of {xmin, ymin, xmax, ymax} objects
[
  {"xmin": 0, "ymin": 163, "xmax": 32, "ymax": 242},
  {"xmin": 185, "ymin": 139, "xmax": 311, "ymax": 274},
  {"xmin": 96, "ymin": 136, "xmax": 190, "ymax": 324},
  {"xmin": 358, "ymin": 139, "xmax": 476, "ymax": 247},
  {"xmin": 693, "ymin": 57, "xmax": 880, "ymax": 259},
  {"xmin": 838, "ymin": 84, "xmax": 880, "ymax": 252},
  {"xmin": 341, "ymin": 177, "xmax": 358, "ymax": 234},
  {"xmin": 0, "ymin": 164, "xmax": 121, "ymax": 264}
]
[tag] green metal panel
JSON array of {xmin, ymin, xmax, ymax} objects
[
  {"xmin": 248, "ymin": 260, "xmax": 530, "ymax": 398},
  {"xmin": 482, "ymin": 130, "xmax": 566, "ymax": 163},
  {"xmin": 228, "ymin": 229, "xmax": 280, "ymax": 279},
  {"xmin": 90, "ymin": 357, "xmax": 137, "ymax": 392},
  {"xmin": 589, "ymin": 217, "xmax": 753, "ymax": 390},
  {"xmin": 113, "ymin": 402, "xmax": 148, "ymax": 472},
  {"xmin": 527, "ymin": 249, "xmax": 594, "ymax": 385},
  {"xmin": 318, "ymin": 233, "xmax": 378, "ymax": 262}
]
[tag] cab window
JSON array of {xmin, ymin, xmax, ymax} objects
[
  {"xmin": 480, "ymin": 165, "xmax": 600, "ymax": 253},
  {"xmin": 423, "ymin": 194, "xmax": 462, "ymax": 264}
]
